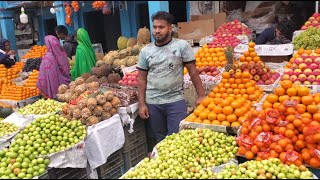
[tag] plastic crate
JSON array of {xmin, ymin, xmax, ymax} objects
[
  {"xmin": 97, "ymin": 149, "xmax": 125, "ymax": 179},
  {"xmin": 123, "ymin": 141, "xmax": 148, "ymax": 171},
  {"xmin": 38, "ymin": 171, "xmax": 49, "ymax": 179},
  {"xmin": 46, "ymin": 168, "xmax": 88, "ymax": 179},
  {"xmin": 123, "ymin": 117, "xmax": 147, "ymax": 152}
]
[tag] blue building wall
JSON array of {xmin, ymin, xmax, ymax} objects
[{"xmin": 0, "ymin": 1, "xmax": 189, "ymax": 53}]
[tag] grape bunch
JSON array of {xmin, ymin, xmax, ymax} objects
[
  {"xmin": 293, "ymin": 27, "xmax": 320, "ymax": 50},
  {"xmin": 22, "ymin": 58, "xmax": 41, "ymax": 72}
]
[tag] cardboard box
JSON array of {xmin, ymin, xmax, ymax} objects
[
  {"xmin": 260, "ymin": 56, "xmax": 290, "ymax": 63},
  {"xmin": 178, "ymin": 19, "xmax": 215, "ymax": 43},
  {"xmin": 190, "ymin": 12, "xmax": 226, "ymax": 31}
]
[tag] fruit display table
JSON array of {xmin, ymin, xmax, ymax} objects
[{"xmin": 118, "ymin": 102, "xmax": 139, "ymax": 132}]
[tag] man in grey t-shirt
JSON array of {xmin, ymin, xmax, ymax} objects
[{"xmin": 137, "ymin": 11, "xmax": 205, "ymax": 143}]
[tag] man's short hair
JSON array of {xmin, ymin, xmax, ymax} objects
[
  {"xmin": 151, "ymin": 11, "xmax": 174, "ymax": 25},
  {"xmin": 54, "ymin": 25, "xmax": 68, "ymax": 35}
]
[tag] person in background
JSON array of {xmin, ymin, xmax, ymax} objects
[
  {"xmin": 37, "ymin": 35, "xmax": 71, "ymax": 99},
  {"xmin": 255, "ymin": 23, "xmax": 291, "ymax": 45},
  {"xmin": 71, "ymin": 28, "xmax": 96, "ymax": 81},
  {"xmin": 0, "ymin": 39, "xmax": 16, "ymax": 68},
  {"xmin": 137, "ymin": 11, "xmax": 206, "ymax": 145},
  {"xmin": 54, "ymin": 25, "xmax": 78, "ymax": 59}
]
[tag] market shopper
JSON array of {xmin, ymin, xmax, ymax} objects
[
  {"xmin": 255, "ymin": 23, "xmax": 291, "ymax": 45},
  {"xmin": 37, "ymin": 35, "xmax": 71, "ymax": 99},
  {"xmin": 137, "ymin": 11, "xmax": 206, "ymax": 143},
  {"xmin": 0, "ymin": 38, "xmax": 16, "ymax": 68},
  {"xmin": 54, "ymin": 25, "xmax": 78, "ymax": 59},
  {"xmin": 70, "ymin": 28, "xmax": 96, "ymax": 81}
]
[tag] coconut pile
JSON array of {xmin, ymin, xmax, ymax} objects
[
  {"xmin": 61, "ymin": 89, "xmax": 121, "ymax": 126},
  {"xmin": 98, "ymin": 27, "xmax": 151, "ymax": 68}
]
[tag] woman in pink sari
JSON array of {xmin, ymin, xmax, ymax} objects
[{"xmin": 37, "ymin": 35, "xmax": 71, "ymax": 99}]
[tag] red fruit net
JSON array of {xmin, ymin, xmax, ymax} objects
[
  {"xmin": 284, "ymin": 150, "xmax": 300, "ymax": 162},
  {"xmin": 265, "ymin": 109, "xmax": 280, "ymax": 124},
  {"xmin": 283, "ymin": 99, "xmax": 298, "ymax": 108},
  {"xmin": 236, "ymin": 134, "xmax": 254, "ymax": 148},
  {"xmin": 255, "ymin": 132, "xmax": 273, "ymax": 144}
]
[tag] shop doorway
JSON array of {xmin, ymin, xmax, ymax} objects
[
  {"xmin": 169, "ymin": 1, "xmax": 187, "ymax": 24},
  {"xmin": 84, "ymin": 9, "xmax": 122, "ymax": 53},
  {"xmin": 137, "ymin": 2, "xmax": 150, "ymax": 29},
  {"xmin": 44, "ymin": 18, "xmax": 57, "ymax": 36}
]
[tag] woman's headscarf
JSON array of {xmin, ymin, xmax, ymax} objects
[
  {"xmin": 0, "ymin": 39, "xmax": 9, "ymax": 51},
  {"xmin": 71, "ymin": 28, "xmax": 96, "ymax": 80},
  {"xmin": 37, "ymin": 35, "xmax": 71, "ymax": 99}
]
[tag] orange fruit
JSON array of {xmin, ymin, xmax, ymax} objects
[
  {"xmin": 248, "ymin": 48, "xmax": 255, "ymax": 52},
  {"xmin": 248, "ymin": 42, "xmax": 256, "ymax": 48},
  {"xmin": 222, "ymin": 72, "xmax": 230, "ymax": 79},
  {"xmin": 307, "ymin": 104, "xmax": 318, "ymax": 114},
  {"xmin": 245, "ymin": 151, "xmax": 255, "ymax": 160},
  {"xmin": 222, "ymin": 106, "xmax": 233, "ymax": 115},
  {"xmin": 217, "ymin": 114, "xmax": 226, "ymax": 121},
  {"xmin": 227, "ymin": 114, "xmax": 237, "ymax": 123},
  {"xmin": 301, "ymin": 96, "xmax": 313, "ymax": 106},
  {"xmin": 286, "ymin": 88, "xmax": 298, "ymax": 97},
  {"xmin": 285, "ymin": 130, "xmax": 295, "ymax": 139},
  {"xmin": 207, "ymin": 112, "xmax": 217, "ymax": 121},
  {"xmin": 298, "ymin": 86, "xmax": 310, "ymax": 96},
  {"xmin": 220, "ymin": 121, "xmax": 230, "ymax": 126},
  {"xmin": 250, "ymin": 52, "xmax": 257, "ymax": 57},
  {"xmin": 211, "ymin": 120, "xmax": 220, "ymax": 125},
  {"xmin": 266, "ymin": 94, "xmax": 279, "ymax": 103}
]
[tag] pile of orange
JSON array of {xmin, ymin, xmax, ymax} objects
[
  {"xmin": 20, "ymin": 45, "xmax": 47, "ymax": 59},
  {"xmin": 25, "ymin": 70, "xmax": 39, "ymax": 87},
  {"xmin": 238, "ymin": 79, "xmax": 320, "ymax": 168},
  {"xmin": 239, "ymin": 42, "xmax": 261, "ymax": 63},
  {"xmin": 186, "ymin": 71, "xmax": 264, "ymax": 127},
  {"xmin": 194, "ymin": 45, "xmax": 227, "ymax": 68},
  {"xmin": 0, "ymin": 62, "xmax": 25, "ymax": 91},
  {"xmin": 286, "ymin": 48, "xmax": 320, "ymax": 68},
  {"xmin": 0, "ymin": 85, "xmax": 40, "ymax": 101},
  {"xmin": 212, "ymin": 71, "xmax": 264, "ymax": 103}
]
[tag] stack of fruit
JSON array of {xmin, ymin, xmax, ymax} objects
[
  {"xmin": 208, "ymin": 20, "xmax": 252, "ymax": 48},
  {"xmin": 0, "ymin": 114, "xmax": 87, "ymax": 179},
  {"xmin": 194, "ymin": 45, "xmax": 227, "ymax": 68},
  {"xmin": 18, "ymin": 99, "xmax": 66, "ymax": 115},
  {"xmin": 301, "ymin": 13, "xmax": 320, "ymax": 30},
  {"xmin": 24, "ymin": 70, "xmax": 39, "ymax": 88},
  {"xmin": 122, "ymin": 129, "xmax": 238, "ymax": 179},
  {"xmin": 283, "ymin": 48, "xmax": 320, "ymax": 85},
  {"xmin": 20, "ymin": 45, "xmax": 47, "ymax": 59},
  {"xmin": 293, "ymin": 27, "xmax": 320, "ymax": 50},
  {"xmin": 0, "ymin": 86, "xmax": 39, "ymax": 100},
  {"xmin": 185, "ymin": 71, "xmax": 264, "ymax": 127},
  {"xmin": 118, "ymin": 71, "xmax": 138, "ymax": 87},
  {"xmin": 0, "ymin": 122, "xmax": 19, "ymax": 137},
  {"xmin": 212, "ymin": 158, "xmax": 314, "ymax": 179},
  {"xmin": 0, "ymin": 62, "xmax": 25, "ymax": 86},
  {"xmin": 238, "ymin": 42, "xmax": 261, "ymax": 63},
  {"xmin": 231, "ymin": 61, "xmax": 281, "ymax": 85},
  {"xmin": 238, "ymin": 80, "xmax": 320, "ymax": 168}
]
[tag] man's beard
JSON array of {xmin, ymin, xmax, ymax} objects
[{"xmin": 153, "ymin": 32, "xmax": 170, "ymax": 43}]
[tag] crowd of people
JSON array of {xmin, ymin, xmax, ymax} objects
[{"xmin": 0, "ymin": 26, "xmax": 96, "ymax": 99}]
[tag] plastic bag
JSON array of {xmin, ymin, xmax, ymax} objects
[
  {"xmin": 283, "ymin": 99, "xmax": 298, "ymax": 108},
  {"xmin": 265, "ymin": 109, "xmax": 280, "ymax": 124},
  {"xmin": 236, "ymin": 134, "xmax": 254, "ymax": 148},
  {"xmin": 283, "ymin": 150, "xmax": 300, "ymax": 162},
  {"xmin": 251, "ymin": 117, "xmax": 262, "ymax": 128},
  {"xmin": 211, "ymin": 159, "xmax": 238, "ymax": 173},
  {"xmin": 255, "ymin": 132, "xmax": 273, "ymax": 144}
]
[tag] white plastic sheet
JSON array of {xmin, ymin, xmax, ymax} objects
[{"xmin": 85, "ymin": 114, "xmax": 125, "ymax": 170}]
